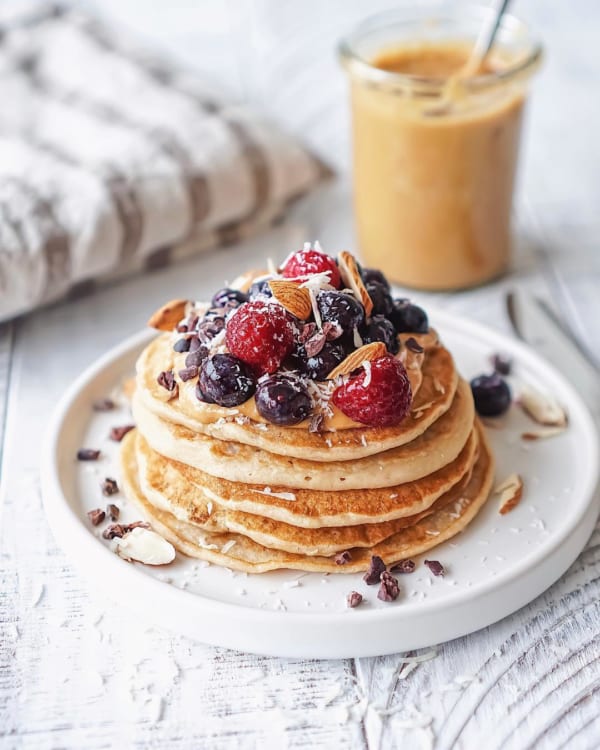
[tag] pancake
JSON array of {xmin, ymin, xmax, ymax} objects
[
  {"xmin": 137, "ymin": 332, "xmax": 458, "ymax": 461},
  {"xmin": 131, "ymin": 377, "xmax": 475, "ymax": 490},
  {"xmin": 135, "ymin": 429, "xmax": 479, "ymax": 555},
  {"xmin": 135, "ymin": 426, "xmax": 479, "ymax": 528},
  {"xmin": 120, "ymin": 426, "xmax": 495, "ymax": 573}
]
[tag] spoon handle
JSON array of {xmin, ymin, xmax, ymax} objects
[{"xmin": 464, "ymin": 0, "xmax": 512, "ymax": 75}]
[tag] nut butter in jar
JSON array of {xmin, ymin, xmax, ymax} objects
[{"xmin": 339, "ymin": 5, "xmax": 542, "ymax": 290}]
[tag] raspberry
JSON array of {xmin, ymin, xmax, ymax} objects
[
  {"xmin": 225, "ymin": 301, "xmax": 295, "ymax": 375},
  {"xmin": 281, "ymin": 248, "xmax": 341, "ymax": 288},
  {"xmin": 332, "ymin": 356, "xmax": 412, "ymax": 427}
]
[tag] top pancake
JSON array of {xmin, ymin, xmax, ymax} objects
[{"xmin": 136, "ymin": 331, "xmax": 458, "ymax": 461}]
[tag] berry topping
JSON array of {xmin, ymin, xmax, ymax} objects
[
  {"xmin": 332, "ymin": 356, "xmax": 412, "ymax": 427},
  {"xmin": 317, "ymin": 291, "xmax": 365, "ymax": 332},
  {"xmin": 248, "ymin": 278, "xmax": 273, "ymax": 299},
  {"xmin": 361, "ymin": 268, "xmax": 391, "ymax": 291},
  {"xmin": 470, "ymin": 373, "xmax": 512, "ymax": 417},
  {"xmin": 297, "ymin": 341, "xmax": 346, "ymax": 381},
  {"xmin": 197, "ymin": 354, "xmax": 256, "ymax": 407},
  {"xmin": 255, "ymin": 374, "xmax": 312, "ymax": 425},
  {"xmin": 282, "ymin": 247, "xmax": 341, "ymax": 288},
  {"xmin": 361, "ymin": 316, "xmax": 400, "ymax": 355},
  {"xmin": 365, "ymin": 281, "xmax": 393, "ymax": 317},
  {"xmin": 389, "ymin": 300, "xmax": 429, "ymax": 334},
  {"xmin": 211, "ymin": 288, "xmax": 248, "ymax": 308},
  {"xmin": 225, "ymin": 301, "xmax": 295, "ymax": 375}
]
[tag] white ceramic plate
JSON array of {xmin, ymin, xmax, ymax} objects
[{"xmin": 42, "ymin": 311, "xmax": 599, "ymax": 658}]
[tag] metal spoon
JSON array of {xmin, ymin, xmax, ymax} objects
[{"xmin": 462, "ymin": 0, "xmax": 512, "ymax": 77}]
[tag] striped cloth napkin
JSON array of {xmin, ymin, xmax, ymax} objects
[{"xmin": 0, "ymin": 6, "xmax": 329, "ymax": 322}]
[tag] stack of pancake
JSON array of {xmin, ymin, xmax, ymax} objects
[{"xmin": 121, "ymin": 313, "xmax": 495, "ymax": 574}]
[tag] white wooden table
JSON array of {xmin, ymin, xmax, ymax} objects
[{"xmin": 2, "ymin": 1, "xmax": 600, "ymax": 748}]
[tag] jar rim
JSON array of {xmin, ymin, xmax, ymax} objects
[{"xmin": 338, "ymin": 4, "xmax": 543, "ymax": 92}]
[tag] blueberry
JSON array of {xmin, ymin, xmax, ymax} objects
[
  {"xmin": 361, "ymin": 316, "xmax": 400, "ymax": 354},
  {"xmin": 297, "ymin": 342, "xmax": 346, "ymax": 381},
  {"xmin": 196, "ymin": 354, "xmax": 256, "ymax": 407},
  {"xmin": 173, "ymin": 337, "xmax": 191, "ymax": 353},
  {"xmin": 317, "ymin": 291, "xmax": 365, "ymax": 331},
  {"xmin": 361, "ymin": 268, "xmax": 391, "ymax": 291},
  {"xmin": 248, "ymin": 279, "xmax": 273, "ymax": 299},
  {"xmin": 211, "ymin": 287, "xmax": 248, "ymax": 308},
  {"xmin": 389, "ymin": 300, "xmax": 429, "ymax": 334},
  {"xmin": 255, "ymin": 374, "xmax": 312, "ymax": 425},
  {"xmin": 470, "ymin": 373, "xmax": 512, "ymax": 417},
  {"xmin": 366, "ymin": 282, "xmax": 393, "ymax": 317}
]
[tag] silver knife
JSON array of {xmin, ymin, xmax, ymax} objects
[{"xmin": 506, "ymin": 290, "xmax": 600, "ymax": 413}]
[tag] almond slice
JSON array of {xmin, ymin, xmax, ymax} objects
[
  {"xmin": 337, "ymin": 251, "xmax": 373, "ymax": 317},
  {"xmin": 517, "ymin": 385, "xmax": 568, "ymax": 427},
  {"xmin": 327, "ymin": 341, "xmax": 387, "ymax": 379},
  {"xmin": 495, "ymin": 473, "xmax": 524, "ymax": 515},
  {"xmin": 147, "ymin": 299, "xmax": 188, "ymax": 331},
  {"xmin": 521, "ymin": 426, "xmax": 566, "ymax": 441},
  {"xmin": 268, "ymin": 280, "xmax": 312, "ymax": 320}
]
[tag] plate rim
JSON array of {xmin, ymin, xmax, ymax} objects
[{"xmin": 41, "ymin": 309, "xmax": 600, "ymax": 654}]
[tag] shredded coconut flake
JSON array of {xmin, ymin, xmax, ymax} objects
[
  {"xmin": 251, "ymin": 487, "xmax": 297, "ymax": 502},
  {"xmin": 221, "ymin": 540, "xmax": 237, "ymax": 554},
  {"xmin": 362, "ymin": 359, "xmax": 372, "ymax": 387}
]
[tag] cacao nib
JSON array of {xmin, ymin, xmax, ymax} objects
[
  {"xmin": 92, "ymin": 398, "xmax": 115, "ymax": 412},
  {"xmin": 77, "ymin": 448, "xmax": 101, "ymax": 461},
  {"xmin": 363, "ymin": 555, "xmax": 386, "ymax": 585},
  {"xmin": 157, "ymin": 370, "xmax": 176, "ymax": 392},
  {"xmin": 102, "ymin": 521, "xmax": 149, "ymax": 540},
  {"xmin": 322, "ymin": 321, "xmax": 343, "ymax": 341},
  {"xmin": 405, "ymin": 337, "xmax": 424, "ymax": 354},
  {"xmin": 347, "ymin": 591, "xmax": 363, "ymax": 608},
  {"xmin": 87, "ymin": 508, "xmax": 105, "ymax": 526},
  {"xmin": 335, "ymin": 550, "xmax": 352, "ymax": 565},
  {"xmin": 109, "ymin": 424, "xmax": 135, "ymax": 442},
  {"xmin": 391, "ymin": 559, "xmax": 416, "ymax": 574},
  {"xmin": 185, "ymin": 347, "xmax": 208, "ymax": 368},
  {"xmin": 101, "ymin": 477, "xmax": 119, "ymax": 496},
  {"xmin": 106, "ymin": 503, "xmax": 120, "ymax": 521},
  {"xmin": 377, "ymin": 571, "xmax": 400, "ymax": 602},
  {"xmin": 491, "ymin": 353, "xmax": 512, "ymax": 376},
  {"xmin": 424, "ymin": 560, "xmax": 445, "ymax": 577},
  {"xmin": 179, "ymin": 366, "xmax": 199, "ymax": 382},
  {"xmin": 304, "ymin": 331, "xmax": 327, "ymax": 357},
  {"xmin": 299, "ymin": 323, "xmax": 317, "ymax": 343}
]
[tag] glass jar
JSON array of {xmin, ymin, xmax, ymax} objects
[{"xmin": 339, "ymin": 4, "xmax": 542, "ymax": 290}]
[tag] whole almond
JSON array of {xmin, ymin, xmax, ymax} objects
[
  {"xmin": 337, "ymin": 251, "xmax": 373, "ymax": 317},
  {"xmin": 268, "ymin": 280, "xmax": 312, "ymax": 320},
  {"xmin": 327, "ymin": 341, "xmax": 387, "ymax": 379},
  {"xmin": 147, "ymin": 299, "xmax": 188, "ymax": 331}
]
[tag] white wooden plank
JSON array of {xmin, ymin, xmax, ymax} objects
[{"xmin": 2, "ymin": 0, "xmax": 600, "ymax": 748}]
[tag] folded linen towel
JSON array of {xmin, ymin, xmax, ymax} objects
[{"xmin": 0, "ymin": 6, "xmax": 329, "ymax": 322}]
